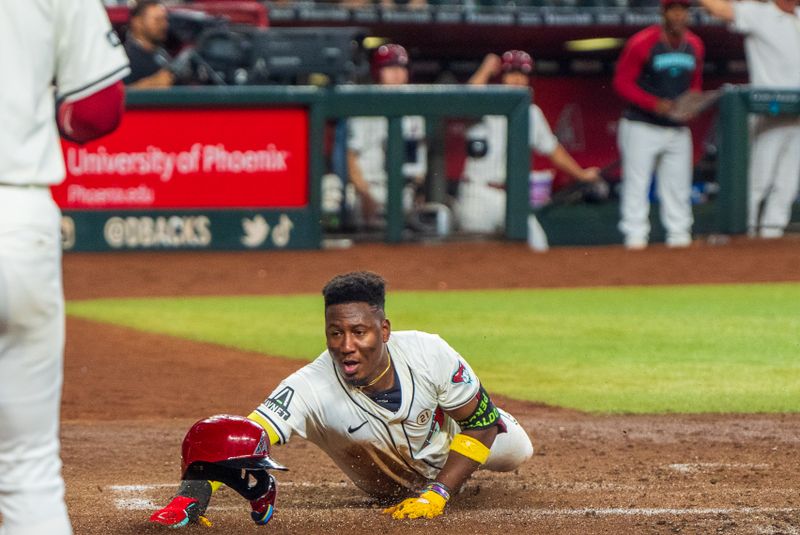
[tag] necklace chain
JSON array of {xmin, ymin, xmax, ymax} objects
[{"xmin": 359, "ymin": 351, "xmax": 392, "ymax": 390}]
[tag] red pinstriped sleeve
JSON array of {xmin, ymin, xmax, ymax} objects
[{"xmin": 613, "ymin": 26, "xmax": 661, "ymax": 113}]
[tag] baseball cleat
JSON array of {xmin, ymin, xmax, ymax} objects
[{"xmin": 149, "ymin": 496, "xmax": 200, "ymax": 528}]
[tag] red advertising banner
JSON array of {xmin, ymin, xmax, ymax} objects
[{"xmin": 53, "ymin": 108, "xmax": 309, "ymax": 210}]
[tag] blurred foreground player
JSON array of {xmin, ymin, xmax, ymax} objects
[{"xmin": 0, "ymin": 1, "xmax": 129, "ymax": 533}]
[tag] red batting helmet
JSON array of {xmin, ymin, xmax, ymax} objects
[
  {"xmin": 501, "ymin": 50, "xmax": 534, "ymax": 75},
  {"xmin": 371, "ymin": 43, "xmax": 409, "ymax": 80},
  {"xmin": 181, "ymin": 414, "xmax": 286, "ymax": 476},
  {"xmin": 180, "ymin": 415, "xmax": 287, "ymax": 525}
]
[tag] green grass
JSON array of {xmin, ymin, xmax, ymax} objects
[{"xmin": 67, "ymin": 283, "xmax": 800, "ymax": 414}]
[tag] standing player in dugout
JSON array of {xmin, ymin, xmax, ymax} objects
[
  {"xmin": 698, "ymin": 0, "xmax": 800, "ymax": 239},
  {"xmin": 151, "ymin": 271, "xmax": 533, "ymax": 527},
  {"xmin": 613, "ymin": 0, "xmax": 705, "ymax": 249}
]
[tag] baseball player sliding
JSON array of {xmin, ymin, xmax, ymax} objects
[
  {"xmin": 613, "ymin": 0, "xmax": 705, "ymax": 249},
  {"xmin": 0, "ymin": 1, "xmax": 129, "ymax": 534},
  {"xmin": 150, "ymin": 271, "xmax": 533, "ymax": 527}
]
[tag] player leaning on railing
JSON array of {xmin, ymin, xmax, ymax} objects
[{"xmin": 150, "ymin": 271, "xmax": 533, "ymax": 527}]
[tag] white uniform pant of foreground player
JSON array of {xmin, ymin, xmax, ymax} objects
[
  {"xmin": 0, "ymin": 187, "xmax": 71, "ymax": 535},
  {"xmin": 748, "ymin": 115, "xmax": 800, "ymax": 238},
  {"xmin": 618, "ymin": 118, "xmax": 693, "ymax": 248}
]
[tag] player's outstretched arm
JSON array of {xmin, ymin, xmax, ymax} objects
[
  {"xmin": 468, "ymin": 53, "xmax": 502, "ymax": 86},
  {"xmin": 346, "ymin": 149, "xmax": 381, "ymax": 223},
  {"xmin": 383, "ymin": 386, "xmax": 500, "ymax": 520},
  {"xmin": 549, "ymin": 144, "xmax": 601, "ymax": 182},
  {"xmin": 698, "ymin": 0, "xmax": 735, "ymax": 23}
]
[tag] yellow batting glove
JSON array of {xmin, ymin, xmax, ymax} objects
[{"xmin": 382, "ymin": 482, "xmax": 449, "ymax": 519}]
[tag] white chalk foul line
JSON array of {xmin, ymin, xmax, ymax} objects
[
  {"xmin": 111, "ymin": 482, "xmax": 355, "ymax": 512},
  {"xmin": 110, "ymin": 481, "xmax": 352, "ymax": 493},
  {"xmin": 667, "ymin": 463, "xmax": 771, "ymax": 473},
  {"xmin": 109, "ymin": 485, "xmax": 800, "ymax": 518},
  {"xmin": 504, "ymin": 507, "xmax": 800, "ymax": 519}
]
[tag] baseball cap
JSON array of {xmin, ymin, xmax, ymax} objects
[
  {"xmin": 370, "ymin": 44, "xmax": 410, "ymax": 81},
  {"xmin": 660, "ymin": 0, "xmax": 692, "ymax": 7},
  {"xmin": 500, "ymin": 50, "xmax": 534, "ymax": 75}
]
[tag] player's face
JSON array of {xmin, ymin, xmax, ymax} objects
[
  {"xmin": 137, "ymin": 4, "xmax": 169, "ymax": 45},
  {"xmin": 662, "ymin": 4, "xmax": 689, "ymax": 36},
  {"xmin": 501, "ymin": 72, "xmax": 530, "ymax": 88},
  {"xmin": 325, "ymin": 302, "xmax": 391, "ymax": 387},
  {"xmin": 379, "ymin": 66, "xmax": 409, "ymax": 85}
]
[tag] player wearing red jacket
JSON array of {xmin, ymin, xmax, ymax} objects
[{"xmin": 613, "ymin": 0, "xmax": 705, "ymax": 249}]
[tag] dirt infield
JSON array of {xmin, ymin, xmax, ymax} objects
[{"xmin": 60, "ymin": 237, "xmax": 800, "ymax": 534}]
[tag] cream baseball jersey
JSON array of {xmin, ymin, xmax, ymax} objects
[
  {"xmin": 347, "ymin": 116, "xmax": 427, "ymax": 200},
  {"xmin": 0, "ymin": 0, "xmax": 130, "ymax": 186},
  {"xmin": 253, "ymin": 330, "xmax": 480, "ymax": 497},
  {"xmin": 463, "ymin": 104, "xmax": 558, "ymax": 186},
  {"xmin": 732, "ymin": 1, "xmax": 800, "ymax": 88}
]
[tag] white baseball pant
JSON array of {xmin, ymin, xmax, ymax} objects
[
  {"xmin": 482, "ymin": 408, "xmax": 534, "ymax": 472},
  {"xmin": 455, "ymin": 182, "xmax": 506, "ymax": 234},
  {"xmin": 617, "ymin": 118, "xmax": 693, "ymax": 248},
  {"xmin": 0, "ymin": 187, "xmax": 72, "ymax": 535},
  {"xmin": 748, "ymin": 115, "xmax": 800, "ymax": 238}
]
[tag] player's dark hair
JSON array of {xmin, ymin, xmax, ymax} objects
[
  {"xmin": 322, "ymin": 271, "xmax": 386, "ymax": 310},
  {"xmin": 129, "ymin": 0, "xmax": 164, "ymax": 19}
]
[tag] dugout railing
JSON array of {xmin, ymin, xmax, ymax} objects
[
  {"xmin": 532, "ymin": 85, "xmax": 800, "ymax": 246},
  {"xmin": 61, "ymin": 85, "xmax": 792, "ymax": 251},
  {"xmin": 60, "ymin": 85, "xmax": 530, "ymax": 251},
  {"xmin": 716, "ymin": 85, "xmax": 800, "ymax": 234}
]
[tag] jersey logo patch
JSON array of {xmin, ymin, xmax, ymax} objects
[
  {"xmin": 106, "ymin": 29, "xmax": 122, "ymax": 47},
  {"xmin": 451, "ymin": 362, "xmax": 473, "ymax": 385},
  {"xmin": 264, "ymin": 386, "xmax": 294, "ymax": 421},
  {"xmin": 422, "ymin": 407, "xmax": 445, "ymax": 449},
  {"xmin": 347, "ymin": 421, "xmax": 367, "ymax": 434},
  {"xmin": 416, "ymin": 409, "xmax": 432, "ymax": 425}
]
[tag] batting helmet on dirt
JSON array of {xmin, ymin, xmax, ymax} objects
[
  {"xmin": 501, "ymin": 50, "xmax": 534, "ymax": 75},
  {"xmin": 181, "ymin": 415, "xmax": 285, "ymax": 475},
  {"xmin": 181, "ymin": 415, "xmax": 287, "ymax": 523},
  {"xmin": 371, "ymin": 43, "xmax": 409, "ymax": 80}
]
